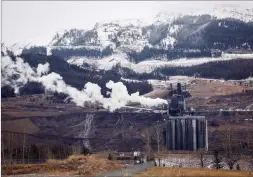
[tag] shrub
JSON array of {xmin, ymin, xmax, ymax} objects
[
  {"xmin": 236, "ymin": 163, "xmax": 241, "ymax": 170},
  {"xmin": 108, "ymin": 153, "xmax": 113, "ymax": 160}
]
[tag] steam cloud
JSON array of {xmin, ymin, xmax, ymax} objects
[{"xmin": 1, "ymin": 56, "xmax": 167, "ymax": 111}]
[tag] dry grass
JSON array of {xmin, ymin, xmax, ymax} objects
[
  {"xmin": 188, "ymin": 80, "xmax": 243, "ymax": 98},
  {"xmin": 2, "ymin": 154, "xmax": 125, "ymax": 176},
  {"xmin": 135, "ymin": 167, "xmax": 253, "ymax": 177},
  {"xmin": 1, "ymin": 118, "xmax": 40, "ymax": 133},
  {"xmin": 209, "ymin": 124, "xmax": 253, "ymax": 132}
]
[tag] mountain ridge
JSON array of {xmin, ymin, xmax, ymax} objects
[{"xmin": 2, "ymin": 7, "xmax": 253, "ymax": 76}]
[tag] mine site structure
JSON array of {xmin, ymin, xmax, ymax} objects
[
  {"xmin": 168, "ymin": 83, "xmax": 186, "ymax": 116},
  {"xmin": 165, "ymin": 83, "xmax": 208, "ymax": 151},
  {"xmin": 120, "ymin": 82, "xmax": 209, "ymax": 152},
  {"xmin": 242, "ymin": 80, "xmax": 253, "ymax": 92},
  {"xmin": 120, "ymin": 81, "xmax": 252, "ymax": 152}
]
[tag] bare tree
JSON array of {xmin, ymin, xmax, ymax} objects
[
  {"xmin": 27, "ymin": 144, "xmax": 31, "ymax": 163},
  {"xmin": 1, "ymin": 133, "xmax": 5, "ymax": 163},
  {"xmin": 71, "ymin": 144, "xmax": 82, "ymax": 155},
  {"xmin": 45, "ymin": 147, "xmax": 54, "ymax": 159},
  {"xmin": 221, "ymin": 124, "xmax": 241, "ymax": 170},
  {"xmin": 212, "ymin": 150, "xmax": 223, "ymax": 169},
  {"xmin": 224, "ymin": 151, "xmax": 241, "ymax": 170},
  {"xmin": 245, "ymin": 121, "xmax": 253, "ymax": 155},
  {"xmin": 249, "ymin": 145, "xmax": 253, "ymax": 169},
  {"xmin": 152, "ymin": 124, "xmax": 163, "ymax": 154},
  {"xmin": 196, "ymin": 148, "xmax": 207, "ymax": 168},
  {"xmin": 7, "ymin": 132, "xmax": 15, "ymax": 164},
  {"xmin": 22, "ymin": 128, "xmax": 27, "ymax": 164},
  {"xmin": 142, "ymin": 127, "xmax": 152, "ymax": 161}
]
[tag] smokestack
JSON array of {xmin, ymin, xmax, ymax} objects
[{"xmin": 177, "ymin": 83, "xmax": 182, "ymax": 95}]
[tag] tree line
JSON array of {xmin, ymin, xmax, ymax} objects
[
  {"xmin": 154, "ymin": 59, "xmax": 253, "ymax": 80},
  {"xmin": 128, "ymin": 47, "xmax": 218, "ymax": 63},
  {"xmin": 1, "ymin": 131, "xmax": 90, "ymax": 164},
  {"xmin": 50, "ymin": 45, "xmax": 113, "ymax": 60},
  {"xmin": 113, "ymin": 59, "xmax": 253, "ymax": 81}
]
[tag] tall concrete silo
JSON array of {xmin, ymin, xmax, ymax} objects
[{"xmin": 165, "ymin": 116, "xmax": 208, "ymax": 151}]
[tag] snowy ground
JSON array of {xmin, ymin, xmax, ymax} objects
[
  {"xmin": 155, "ymin": 156, "xmax": 252, "ymax": 170},
  {"xmin": 122, "ymin": 75, "xmax": 240, "ymax": 90},
  {"xmin": 147, "ymin": 76, "xmax": 195, "ymax": 89},
  {"xmin": 122, "ymin": 76, "xmax": 253, "ymax": 90},
  {"xmin": 68, "ymin": 52, "xmax": 253, "ymax": 74}
]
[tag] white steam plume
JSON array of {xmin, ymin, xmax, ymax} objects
[
  {"xmin": 1, "ymin": 56, "xmax": 167, "ymax": 111},
  {"xmin": 37, "ymin": 63, "xmax": 50, "ymax": 76},
  {"xmin": 2, "ymin": 57, "xmax": 39, "ymax": 93}
]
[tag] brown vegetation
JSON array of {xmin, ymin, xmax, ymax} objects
[
  {"xmin": 135, "ymin": 167, "xmax": 253, "ymax": 177},
  {"xmin": 2, "ymin": 154, "xmax": 125, "ymax": 176},
  {"xmin": 188, "ymin": 79, "xmax": 244, "ymax": 98},
  {"xmin": 1, "ymin": 118, "xmax": 39, "ymax": 134}
]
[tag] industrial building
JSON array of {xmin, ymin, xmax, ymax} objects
[
  {"xmin": 164, "ymin": 116, "xmax": 208, "ymax": 151},
  {"xmin": 164, "ymin": 83, "xmax": 208, "ymax": 151}
]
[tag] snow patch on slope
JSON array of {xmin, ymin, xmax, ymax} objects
[
  {"xmin": 1, "ymin": 43, "xmax": 32, "ymax": 56},
  {"xmin": 148, "ymin": 76, "xmax": 194, "ymax": 86},
  {"xmin": 68, "ymin": 53, "xmax": 253, "ymax": 74},
  {"xmin": 68, "ymin": 51, "xmax": 131, "ymax": 70}
]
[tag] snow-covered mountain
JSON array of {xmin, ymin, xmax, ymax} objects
[
  {"xmin": 155, "ymin": 3, "xmax": 253, "ymax": 23},
  {"xmin": 48, "ymin": 4, "xmax": 253, "ymax": 49},
  {"xmin": 49, "ymin": 19, "xmax": 152, "ymax": 51},
  {"xmin": 2, "ymin": 5, "xmax": 253, "ymax": 74}
]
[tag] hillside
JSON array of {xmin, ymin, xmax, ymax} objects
[
  {"xmin": 91, "ymin": 59, "xmax": 253, "ymax": 81},
  {"xmin": 153, "ymin": 59, "xmax": 253, "ymax": 80},
  {"xmin": 49, "ymin": 16, "xmax": 253, "ymax": 74},
  {"xmin": 2, "ymin": 55, "xmax": 253, "ymax": 100},
  {"xmin": 47, "ymin": 17, "xmax": 253, "ymax": 62}
]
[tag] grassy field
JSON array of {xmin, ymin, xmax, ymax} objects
[
  {"xmin": 187, "ymin": 79, "xmax": 243, "ymax": 98},
  {"xmin": 2, "ymin": 155, "xmax": 125, "ymax": 176},
  {"xmin": 135, "ymin": 167, "xmax": 253, "ymax": 177},
  {"xmin": 1, "ymin": 118, "xmax": 40, "ymax": 133}
]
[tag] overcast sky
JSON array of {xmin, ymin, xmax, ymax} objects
[{"xmin": 2, "ymin": 1, "xmax": 252, "ymax": 46}]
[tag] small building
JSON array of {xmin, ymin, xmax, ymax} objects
[
  {"xmin": 248, "ymin": 80, "xmax": 253, "ymax": 90},
  {"xmin": 243, "ymin": 80, "xmax": 253, "ymax": 92},
  {"xmin": 133, "ymin": 151, "xmax": 141, "ymax": 157}
]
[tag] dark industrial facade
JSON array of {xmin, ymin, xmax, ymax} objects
[{"xmin": 165, "ymin": 116, "xmax": 208, "ymax": 151}]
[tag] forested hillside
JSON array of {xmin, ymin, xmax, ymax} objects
[
  {"xmin": 119, "ymin": 59, "xmax": 253, "ymax": 80},
  {"xmin": 154, "ymin": 59, "xmax": 253, "ymax": 80}
]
